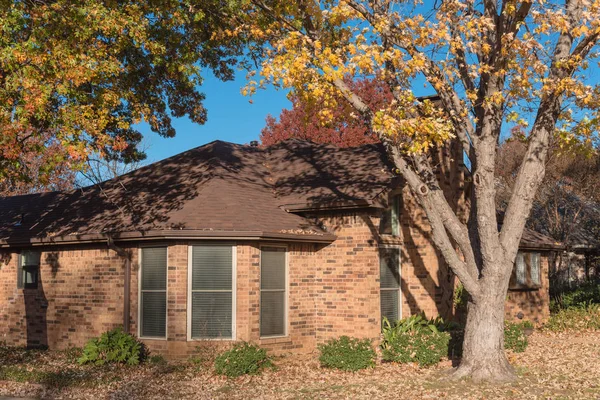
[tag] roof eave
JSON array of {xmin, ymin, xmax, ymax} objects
[
  {"xmin": 0, "ymin": 229, "xmax": 337, "ymax": 248},
  {"xmin": 281, "ymin": 199, "xmax": 383, "ymax": 213},
  {"xmin": 518, "ymin": 242, "xmax": 565, "ymax": 251}
]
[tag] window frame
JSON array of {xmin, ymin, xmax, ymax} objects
[
  {"xmin": 509, "ymin": 251, "xmax": 542, "ymax": 290},
  {"xmin": 18, "ymin": 250, "xmax": 41, "ymax": 290},
  {"xmin": 259, "ymin": 245, "xmax": 289, "ymax": 339},
  {"xmin": 379, "ymin": 245, "xmax": 402, "ymax": 325},
  {"xmin": 186, "ymin": 243, "xmax": 237, "ymax": 341},
  {"xmin": 380, "ymin": 192, "xmax": 402, "ymax": 237},
  {"xmin": 137, "ymin": 246, "xmax": 169, "ymax": 341}
]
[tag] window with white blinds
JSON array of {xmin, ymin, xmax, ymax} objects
[
  {"xmin": 380, "ymin": 247, "xmax": 401, "ymax": 325},
  {"xmin": 260, "ymin": 247, "xmax": 286, "ymax": 337},
  {"xmin": 139, "ymin": 247, "xmax": 167, "ymax": 338},
  {"xmin": 189, "ymin": 245, "xmax": 235, "ymax": 339}
]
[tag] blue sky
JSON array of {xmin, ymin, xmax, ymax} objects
[{"xmin": 137, "ymin": 71, "xmax": 291, "ymax": 165}]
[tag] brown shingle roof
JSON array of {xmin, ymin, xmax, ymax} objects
[
  {"xmin": 0, "ymin": 138, "xmax": 559, "ymax": 250},
  {"xmin": 0, "ymin": 139, "xmax": 394, "ymax": 247}
]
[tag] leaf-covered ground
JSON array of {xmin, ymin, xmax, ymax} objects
[{"xmin": 1, "ymin": 331, "xmax": 599, "ymax": 399}]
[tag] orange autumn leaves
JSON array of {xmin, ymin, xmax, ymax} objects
[{"xmin": 0, "ymin": 0, "xmax": 241, "ymax": 188}]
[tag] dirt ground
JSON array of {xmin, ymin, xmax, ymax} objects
[{"xmin": 1, "ymin": 331, "xmax": 600, "ymax": 399}]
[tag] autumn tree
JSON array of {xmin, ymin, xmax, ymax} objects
[
  {"xmin": 0, "ymin": 142, "xmax": 75, "ymax": 196},
  {"xmin": 261, "ymin": 77, "xmax": 391, "ymax": 146},
  {"xmin": 230, "ymin": 0, "xmax": 600, "ymax": 382},
  {"xmin": 498, "ymin": 134, "xmax": 600, "ymax": 246},
  {"xmin": 0, "ymin": 0, "xmax": 244, "ymax": 188}
]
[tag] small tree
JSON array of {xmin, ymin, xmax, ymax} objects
[
  {"xmin": 261, "ymin": 77, "xmax": 390, "ymax": 146},
  {"xmin": 229, "ymin": 0, "xmax": 600, "ymax": 382}
]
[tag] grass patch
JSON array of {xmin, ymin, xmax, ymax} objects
[
  {"xmin": 546, "ymin": 304, "xmax": 600, "ymax": 332},
  {"xmin": 0, "ymin": 365, "xmax": 90, "ymax": 388}
]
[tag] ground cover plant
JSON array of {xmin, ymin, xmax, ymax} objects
[
  {"xmin": 380, "ymin": 315, "xmax": 452, "ymax": 367},
  {"xmin": 318, "ymin": 336, "xmax": 376, "ymax": 371},
  {"xmin": 78, "ymin": 327, "xmax": 144, "ymax": 366},
  {"xmin": 214, "ymin": 342, "xmax": 274, "ymax": 378}
]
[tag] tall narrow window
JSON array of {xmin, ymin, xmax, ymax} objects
[
  {"xmin": 510, "ymin": 251, "xmax": 542, "ymax": 289},
  {"xmin": 140, "ymin": 247, "xmax": 167, "ymax": 338},
  {"xmin": 190, "ymin": 245, "xmax": 234, "ymax": 339},
  {"xmin": 380, "ymin": 247, "xmax": 401, "ymax": 324},
  {"xmin": 18, "ymin": 251, "xmax": 40, "ymax": 289},
  {"xmin": 260, "ymin": 247, "xmax": 286, "ymax": 337},
  {"xmin": 380, "ymin": 194, "xmax": 401, "ymax": 236}
]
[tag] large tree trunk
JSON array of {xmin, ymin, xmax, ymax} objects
[{"xmin": 451, "ymin": 284, "xmax": 515, "ymax": 382}]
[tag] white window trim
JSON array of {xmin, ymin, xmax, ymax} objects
[
  {"xmin": 379, "ymin": 244, "xmax": 402, "ymax": 322},
  {"xmin": 259, "ymin": 244, "xmax": 289, "ymax": 339},
  {"xmin": 187, "ymin": 243, "xmax": 237, "ymax": 341},
  {"xmin": 138, "ymin": 246, "xmax": 169, "ymax": 341}
]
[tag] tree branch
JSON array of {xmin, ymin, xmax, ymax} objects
[
  {"xmin": 499, "ymin": 0, "xmax": 597, "ymax": 255},
  {"xmin": 330, "ymin": 77, "xmax": 481, "ymax": 296}
]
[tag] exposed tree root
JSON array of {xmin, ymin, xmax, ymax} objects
[{"xmin": 446, "ymin": 358, "xmax": 517, "ymax": 383}]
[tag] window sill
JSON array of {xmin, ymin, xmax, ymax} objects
[
  {"xmin": 139, "ymin": 336, "xmax": 168, "ymax": 341},
  {"xmin": 508, "ymin": 286, "xmax": 541, "ymax": 292},
  {"xmin": 259, "ymin": 335, "xmax": 290, "ymax": 344},
  {"xmin": 187, "ymin": 337, "xmax": 235, "ymax": 342}
]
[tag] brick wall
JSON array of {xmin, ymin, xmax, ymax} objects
[
  {"xmin": 505, "ymin": 253, "xmax": 551, "ymax": 323},
  {"xmin": 309, "ymin": 199, "xmax": 454, "ymax": 345},
  {"xmin": 0, "ymin": 233, "xmax": 551, "ymax": 357},
  {"xmin": 310, "ymin": 212, "xmax": 381, "ymax": 344},
  {"xmin": 0, "ymin": 245, "xmax": 133, "ymax": 348}
]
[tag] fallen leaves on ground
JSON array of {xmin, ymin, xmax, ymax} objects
[{"xmin": 1, "ymin": 331, "xmax": 599, "ymax": 399}]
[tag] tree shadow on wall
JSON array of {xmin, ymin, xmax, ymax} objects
[
  {"xmin": 357, "ymin": 204, "xmax": 456, "ymax": 322},
  {"xmin": 24, "ymin": 267, "xmax": 48, "ymax": 349}
]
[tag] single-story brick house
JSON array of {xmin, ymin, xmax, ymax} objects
[{"xmin": 0, "ymin": 139, "xmax": 560, "ymax": 357}]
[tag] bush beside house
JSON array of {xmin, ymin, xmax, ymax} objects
[{"xmin": 318, "ymin": 336, "xmax": 376, "ymax": 371}]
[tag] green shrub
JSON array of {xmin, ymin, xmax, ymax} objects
[
  {"xmin": 214, "ymin": 342, "xmax": 273, "ymax": 377},
  {"xmin": 504, "ymin": 322, "xmax": 529, "ymax": 353},
  {"xmin": 318, "ymin": 336, "xmax": 376, "ymax": 371},
  {"xmin": 78, "ymin": 327, "xmax": 143, "ymax": 366},
  {"xmin": 546, "ymin": 304, "xmax": 600, "ymax": 332},
  {"xmin": 380, "ymin": 315, "xmax": 451, "ymax": 367},
  {"xmin": 551, "ymin": 282, "xmax": 600, "ymax": 312}
]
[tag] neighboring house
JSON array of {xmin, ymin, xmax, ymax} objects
[{"xmin": 0, "ymin": 140, "xmax": 559, "ymax": 357}]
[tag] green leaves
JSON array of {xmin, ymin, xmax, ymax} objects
[
  {"xmin": 78, "ymin": 327, "xmax": 143, "ymax": 366},
  {"xmin": 214, "ymin": 342, "xmax": 274, "ymax": 377},
  {"xmin": 381, "ymin": 315, "xmax": 452, "ymax": 367},
  {"xmin": 0, "ymin": 0, "xmax": 244, "ymax": 190},
  {"xmin": 318, "ymin": 336, "xmax": 376, "ymax": 371}
]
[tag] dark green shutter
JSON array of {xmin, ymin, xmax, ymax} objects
[
  {"xmin": 140, "ymin": 247, "xmax": 167, "ymax": 338},
  {"xmin": 260, "ymin": 247, "xmax": 286, "ymax": 337},
  {"xmin": 190, "ymin": 245, "xmax": 233, "ymax": 339},
  {"xmin": 380, "ymin": 247, "xmax": 400, "ymax": 324}
]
